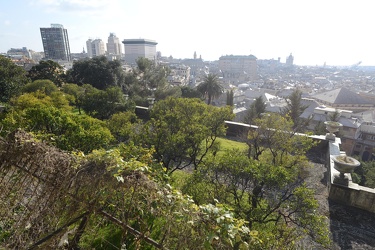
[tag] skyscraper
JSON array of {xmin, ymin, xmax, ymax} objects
[
  {"xmin": 40, "ymin": 24, "xmax": 71, "ymax": 61},
  {"xmin": 107, "ymin": 33, "xmax": 122, "ymax": 59},
  {"xmin": 86, "ymin": 39, "xmax": 106, "ymax": 58},
  {"xmin": 122, "ymin": 39, "xmax": 157, "ymax": 65}
]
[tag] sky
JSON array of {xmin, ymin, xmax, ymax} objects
[{"xmin": 1, "ymin": 0, "xmax": 374, "ymax": 66}]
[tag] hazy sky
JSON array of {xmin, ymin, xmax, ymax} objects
[{"xmin": 1, "ymin": 0, "xmax": 374, "ymax": 66}]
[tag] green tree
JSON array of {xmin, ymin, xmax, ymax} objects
[
  {"xmin": 0, "ymin": 136, "xmax": 262, "ymax": 249},
  {"xmin": 328, "ymin": 109, "xmax": 340, "ymax": 122},
  {"xmin": 27, "ymin": 60, "xmax": 65, "ymax": 86},
  {"xmin": 22, "ymin": 79, "xmax": 59, "ymax": 95},
  {"xmin": 81, "ymin": 86, "xmax": 134, "ymax": 120},
  {"xmin": 154, "ymin": 85, "xmax": 182, "ymax": 100},
  {"xmin": 61, "ymin": 83, "xmax": 85, "ymax": 113},
  {"xmin": 0, "ymin": 55, "xmax": 30, "ymax": 103},
  {"xmin": 125, "ymin": 58, "xmax": 171, "ymax": 104},
  {"xmin": 280, "ymin": 89, "xmax": 308, "ymax": 130},
  {"xmin": 180, "ymin": 86, "xmax": 202, "ymax": 99},
  {"xmin": 197, "ymin": 74, "xmax": 223, "ymax": 105},
  {"xmin": 226, "ymin": 89, "xmax": 234, "ymax": 106},
  {"xmin": 2, "ymin": 105, "xmax": 113, "ymax": 153},
  {"xmin": 136, "ymin": 56, "xmax": 152, "ymax": 72},
  {"xmin": 244, "ymin": 96, "xmax": 267, "ymax": 124},
  {"xmin": 182, "ymin": 114, "xmax": 330, "ymax": 248},
  {"xmin": 143, "ymin": 97, "xmax": 234, "ymax": 173},
  {"xmin": 67, "ymin": 56, "xmax": 125, "ymax": 90},
  {"xmin": 107, "ymin": 111, "xmax": 139, "ymax": 142}
]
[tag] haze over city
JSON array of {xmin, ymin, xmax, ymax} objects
[{"xmin": 1, "ymin": 0, "xmax": 374, "ymax": 66}]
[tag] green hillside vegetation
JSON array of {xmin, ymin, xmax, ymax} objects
[{"xmin": 0, "ymin": 55, "xmax": 331, "ymax": 249}]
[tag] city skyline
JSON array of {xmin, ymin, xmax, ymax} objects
[{"xmin": 1, "ymin": 0, "xmax": 374, "ymax": 66}]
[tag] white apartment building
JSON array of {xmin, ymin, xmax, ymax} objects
[
  {"xmin": 167, "ymin": 64, "xmax": 191, "ymax": 86},
  {"xmin": 106, "ymin": 33, "xmax": 122, "ymax": 59},
  {"xmin": 86, "ymin": 39, "xmax": 105, "ymax": 58},
  {"xmin": 122, "ymin": 39, "xmax": 157, "ymax": 65}
]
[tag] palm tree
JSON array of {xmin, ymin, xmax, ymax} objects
[{"xmin": 197, "ymin": 74, "xmax": 223, "ymax": 105}]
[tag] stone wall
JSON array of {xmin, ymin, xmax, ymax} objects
[{"xmin": 328, "ymin": 139, "xmax": 375, "ymax": 213}]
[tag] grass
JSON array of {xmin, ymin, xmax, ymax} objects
[
  {"xmin": 215, "ymin": 137, "xmax": 247, "ymax": 156},
  {"xmin": 170, "ymin": 137, "xmax": 248, "ymax": 188}
]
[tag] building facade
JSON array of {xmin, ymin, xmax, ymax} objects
[
  {"xmin": 218, "ymin": 55, "xmax": 257, "ymax": 82},
  {"xmin": 86, "ymin": 39, "xmax": 106, "ymax": 58},
  {"xmin": 40, "ymin": 24, "xmax": 71, "ymax": 61},
  {"xmin": 106, "ymin": 33, "xmax": 122, "ymax": 59},
  {"xmin": 122, "ymin": 39, "xmax": 157, "ymax": 65}
]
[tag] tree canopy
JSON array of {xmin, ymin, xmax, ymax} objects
[
  {"xmin": 197, "ymin": 74, "xmax": 223, "ymax": 105},
  {"xmin": 67, "ymin": 56, "xmax": 125, "ymax": 90},
  {"xmin": 0, "ymin": 55, "xmax": 30, "ymax": 103},
  {"xmin": 143, "ymin": 97, "xmax": 234, "ymax": 173},
  {"xmin": 244, "ymin": 96, "xmax": 267, "ymax": 124},
  {"xmin": 27, "ymin": 60, "xmax": 65, "ymax": 86},
  {"xmin": 280, "ymin": 89, "xmax": 308, "ymax": 131},
  {"xmin": 182, "ymin": 113, "xmax": 330, "ymax": 248}
]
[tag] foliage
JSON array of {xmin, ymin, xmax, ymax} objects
[
  {"xmin": 197, "ymin": 74, "xmax": 223, "ymax": 105},
  {"xmin": 67, "ymin": 56, "xmax": 125, "ymax": 90},
  {"xmin": 143, "ymin": 97, "xmax": 234, "ymax": 173},
  {"xmin": 10, "ymin": 91, "xmax": 71, "ymax": 111},
  {"xmin": 0, "ymin": 55, "xmax": 30, "ymax": 103},
  {"xmin": 27, "ymin": 60, "xmax": 65, "ymax": 86},
  {"xmin": 226, "ymin": 89, "xmax": 234, "ymax": 106},
  {"xmin": 354, "ymin": 160, "xmax": 375, "ymax": 188},
  {"xmin": 280, "ymin": 89, "xmax": 308, "ymax": 131},
  {"xmin": 181, "ymin": 86, "xmax": 202, "ymax": 99},
  {"xmin": 1, "ymin": 104, "xmax": 113, "ymax": 153},
  {"xmin": 244, "ymin": 96, "xmax": 267, "ymax": 124},
  {"xmin": 126, "ymin": 58, "xmax": 170, "ymax": 103},
  {"xmin": 61, "ymin": 83, "xmax": 85, "ymax": 113},
  {"xmin": 0, "ymin": 132, "xmax": 262, "ymax": 249},
  {"xmin": 328, "ymin": 109, "xmax": 340, "ymax": 122},
  {"xmin": 313, "ymin": 121, "xmax": 327, "ymax": 135},
  {"xmin": 22, "ymin": 79, "xmax": 59, "ymax": 95},
  {"xmin": 80, "ymin": 86, "xmax": 134, "ymax": 120},
  {"xmin": 107, "ymin": 111, "xmax": 140, "ymax": 142},
  {"xmin": 181, "ymin": 114, "xmax": 330, "ymax": 248},
  {"xmin": 136, "ymin": 57, "xmax": 152, "ymax": 72},
  {"xmin": 154, "ymin": 85, "xmax": 182, "ymax": 100}
]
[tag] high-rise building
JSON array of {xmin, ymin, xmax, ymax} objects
[
  {"xmin": 122, "ymin": 39, "xmax": 157, "ymax": 65},
  {"xmin": 106, "ymin": 33, "xmax": 122, "ymax": 59},
  {"xmin": 40, "ymin": 24, "xmax": 71, "ymax": 61},
  {"xmin": 86, "ymin": 39, "xmax": 106, "ymax": 58}
]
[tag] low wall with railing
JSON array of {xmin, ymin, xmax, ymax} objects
[{"xmin": 328, "ymin": 139, "xmax": 375, "ymax": 213}]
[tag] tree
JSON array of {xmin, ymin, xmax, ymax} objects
[
  {"xmin": 136, "ymin": 56, "xmax": 152, "ymax": 72},
  {"xmin": 0, "ymin": 55, "xmax": 30, "ymax": 103},
  {"xmin": 107, "ymin": 111, "xmax": 139, "ymax": 142},
  {"xmin": 61, "ymin": 83, "xmax": 86, "ymax": 113},
  {"xmin": 125, "ymin": 58, "xmax": 171, "ymax": 104},
  {"xmin": 182, "ymin": 114, "xmax": 330, "ymax": 248},
  {"xmin": 280, "ymin": 89, "xmax": 308, "ymax": 131},
  {"xmin": 2, "ymin": 105, "xmax": 114, "ymax": 153},
  {"xmin": 226, "ymin": 89, "xmax": 234, "ymax": 106},
  {"xmin": 143, "ymin": 97, "xmax": 234, "ymax": 173},
  {"xmin": 0, "ymin": 131, "xmax": 262, "ymax": 249},
  {"xmin": 197, "ymin": 74, "xmax": 223, "ymax": 105},
  {"xmin": 180, "ymin": 86, "xmax": 202, "ymax": 99},
  {"xmin": 22, "ymin": 79, "xmax": 59, "ymax": 95},
  {"xmin": 67, "ymin": 56, "xmax": 125, "ymax": 90},
  {"xmin": 328, "ymin": 109, "xmax": 340, "ymax": 122},
  {"xmin": 244, "ymin": 96, "xmax": 267, "ymax": 124},
  {"xmin": 27, "ymin": 60, "xmax": 65, "ymax": 86},
  {"xmin": 80, "ymin": 86, "xmax": 134, "ymax": 120}
]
